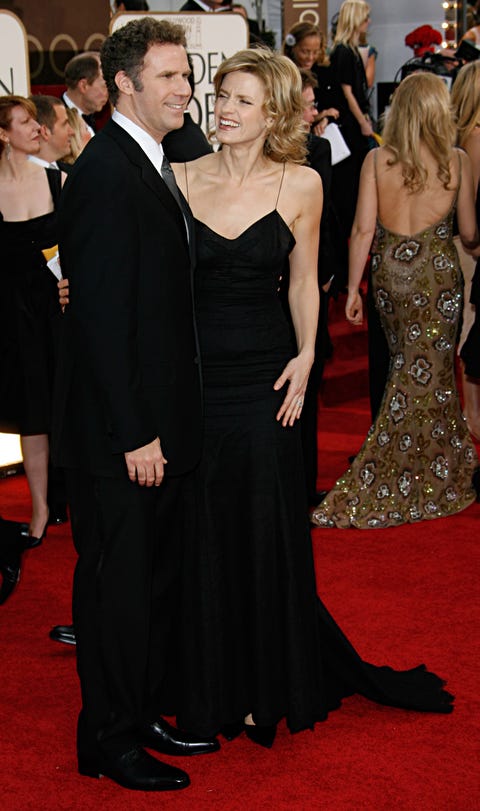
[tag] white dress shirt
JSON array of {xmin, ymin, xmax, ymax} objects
[
  {"xmin": 28, "ymin": 155, "xmax": 59, "ymax": 170},
  {"xmin": 111, "ymin": 109, "xmax": 188, "ymax": 239},
  {"xmin": 63, "ymin": 92, "xmax": 95, "ymax": 137}
]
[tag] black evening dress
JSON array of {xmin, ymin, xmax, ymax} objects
[
  {"xmin": 0, "ymin": 168, "xmax": 61, "ymax": 435},
  {"xmin": 175, "ymin": 203, "xmax": 454, "ymax": 737}
]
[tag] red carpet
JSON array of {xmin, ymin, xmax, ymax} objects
[{"xmin": 1, "ymin": 299, "xmax": 479, "ymax": 810}]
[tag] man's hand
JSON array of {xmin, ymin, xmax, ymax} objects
[
  {"xmin": 124, "ymin": 437, "xmax": 167, "ymax": 487},
  {"xmin": 58, "ymin": 277, "xmax": 69, "ymax": 311}
]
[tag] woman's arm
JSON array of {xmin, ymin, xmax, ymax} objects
[
  {"xmin": 341, "ymin": 84, "xmax": 373, "ymax": 136},
  {"xmin": 274, "ymin": 167, "xmax": 322, "ymax": 426},
  {"xmin": 456, "ymin": 148, "xmax": 480, "ymax": 252},
  {"xmin": 463, "ymin": 127, "xmax": 480, "ymax": 199},
  {"xmin": 346, "ymin": 150, "xmax": 377, "ymax": 325}
]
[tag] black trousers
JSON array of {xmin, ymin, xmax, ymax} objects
[{"xmin": 66, "ymin": 467, "xmax": 191, "ymax": 756}]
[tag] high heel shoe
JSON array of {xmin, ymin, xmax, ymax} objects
[
  {"xmin": 221, "ymin": 721, "xmax": 244, "ymax": 741},
  {"xmin": 25, "ymin": 523, "xmax": 47, "ymax": 549},
  {"xmin": 244, "ymin": 722, "xmax": 276, "ymax": 749}
]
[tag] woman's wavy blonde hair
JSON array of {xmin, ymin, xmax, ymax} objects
[
  {"xmin": 213, "ymin": 48, "xmax": 307, "ymax": 164},
  {"xmin": 334, "ymin": 0, "xmax": 370, "ymax": 48},
  {"xmin": 382, "ymin": 72, "xmax": 456, "ymax": 193},
  {"xmin": 451, "ymin": 60, "xmax": 480, "ymax": 148}
]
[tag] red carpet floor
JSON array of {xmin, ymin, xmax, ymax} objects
[{"xmin": 1, "ymin": 303, "xmax": 479, "ymax": 810}]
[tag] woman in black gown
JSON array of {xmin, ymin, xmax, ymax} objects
[
  {"xmin": 0, "ymin": 96, "xmax": 62, "ymax": 544},
  {"xmin": 171, "ymin": 49, "xmax": 454, "ymax": 746}
]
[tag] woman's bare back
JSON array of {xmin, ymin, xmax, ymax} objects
[{"xmin": 375, "ymin": 146, "xmax": 460, "ymax": 237}]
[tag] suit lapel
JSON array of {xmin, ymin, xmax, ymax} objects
[{"xmin": 103, "ymin": 120, "xmax": 190, "ymax": 249}]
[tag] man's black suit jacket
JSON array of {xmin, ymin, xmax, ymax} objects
[{"xmin": 52, "ymin": 119, "xmax": 202, "ymax": 478}]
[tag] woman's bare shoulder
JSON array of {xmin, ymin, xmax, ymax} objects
[{"xmin": 287, "ymin": 162, "xmax": 323, "ymax": 195}]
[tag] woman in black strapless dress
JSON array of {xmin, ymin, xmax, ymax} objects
[
  {"xmin": 0, "ymin": 96, "xmax": 61, "ymax": 545},
  {"xmin": 171, "ymin": 49, "xmax": 454, "ymax": 746}
]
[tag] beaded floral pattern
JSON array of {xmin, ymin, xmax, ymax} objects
[{"xmin": 311, "ymin": 210, "xmax": 477, "ymax": 529}]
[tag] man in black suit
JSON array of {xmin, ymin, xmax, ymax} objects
[
  {"xmin": 53, "ymin": 18, "xmax": 217, "ymax": 792},
  {"xmin": 299, "ymin": 70, "xmax": 334, "ymax": 503},
  {"xmin": 62, "ymin": 52, "xmax": 109, "ymax": 136}
]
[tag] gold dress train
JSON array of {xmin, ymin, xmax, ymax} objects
[{"xmin": 312, "ymin": 205, "xmax": 478, "ymax": 529}]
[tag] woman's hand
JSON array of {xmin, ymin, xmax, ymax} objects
[
  {"xmin": 360, "ymin": 116, "xmax": 374, "ymax": 137},
  {"xmin": 273, "ymin": 352, "xmax": 313, "ymax": 427},
  {"xmin": 312, "ymin": 117, "xmax": 329, "ymax": 137},
  {"xmin": 320, "ymin": 107, "xmax": 339, "ymax": 120},
  {"xmin": 58, "ymin": 277, "xmax": 69, "ymax": 311},
  {"xmin": 345, "ymin": 289, "xmax": 363, "ymax": 325}
]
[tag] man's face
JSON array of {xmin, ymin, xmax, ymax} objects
[
  {"xmin": 302, "ymin": 86, "xmax": 318, "ymax": 127},
  {"xmin": 48, "ymin": 104, "xmax": 74, "ymax": 158},
  {"xmin": 81, "ymin": 65, "xmax": 109, "ymax": 113},
  {"xmin": 119, "ymin": 43, "xmax": 191, "ymax": 141}
]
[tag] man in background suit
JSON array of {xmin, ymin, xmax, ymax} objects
[
  {"xmin": 53, "ymin": 18, "xmax": 217, "ymax": 792},
  {"xmin": 29, "ymin": 95, "xmax": 74, "ymax": 172},
  {"xmin": 62, "ymin": 52, "xmax": 109, "ymax": 136}
]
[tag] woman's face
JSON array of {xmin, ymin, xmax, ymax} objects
[
  {"xmin": 292, "ymin": 35, "xmax": 321, "ymax": 69},
  {"xmin": 358, "ymin": 14, "xmax": 370, "ymax": 36},
  {"xmin": 1, "ymin": 105, "xmax": 41, "ymax": 156},
  {"xmin": 215, "ymin": 71, "xmax": 272, "ymax": 147}
]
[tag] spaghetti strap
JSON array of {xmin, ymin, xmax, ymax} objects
[
  {"xmin": 184, "ymin": 162, "xmax": 189, "ymax": 204},
  {"xmin": 274, "ymin": 163, "xmax": 286, "ymax": 210}
]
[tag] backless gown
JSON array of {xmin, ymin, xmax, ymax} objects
[
  {"xmin": 312, "ymin": 156, "xmax": 478, "ymax": 529},
  {"xmin": 175, "ymin": 166, "xmax": 454, "ymax": 737}
]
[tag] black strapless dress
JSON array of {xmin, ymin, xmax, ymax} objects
[
  {"xmin": 175, "ymin": 211, "xmax": 453, "ymax": 736},
  {"xmin": 0, "ymin": 169, "xmax": 61, "ymax": 434}
]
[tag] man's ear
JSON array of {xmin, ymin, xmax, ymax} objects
[
  {"xmin": 39, "ymin": 123, "xmax": 51, "ymax": 142},
  {"xmin": 115, "ymin": 70, "xmax": 134, "ymax": 96},
  {"xmin": 77, "ymin": 77, "xmax": 88, "ymax": 96}
]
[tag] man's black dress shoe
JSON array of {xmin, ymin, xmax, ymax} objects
[
  {"xmin": 0, "ymin": 517, "xmax": 27, "ymax": 605},
  {"xmin": 141, "ymin": 719, "xmax": 220, "ymax": 756},
  {"xmin": 49, "ymin": 624, "xmax": 76, "ymax": 645},
  {"xmin": 78, "ymin": 746, "xmax": 189, "ymax": 791},
  {"xmin": 0, "ymin": 560, "xmax": 21, "ymax": 605}
]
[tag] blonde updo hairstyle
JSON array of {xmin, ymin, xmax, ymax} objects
[
  {"xmin": 334, "ymin": 0, "xmax": 370, "ymax": 48},
  {"xmin": 451, "ymin": 60, "xmax": 480, "ymax": 148},
  {"xmin": 382, "ymin": 72, "xmax": 456, "ymax": 193},
  {"xmin": 213, "ymin": 48, "xmax": 307, "ymax": 165}
]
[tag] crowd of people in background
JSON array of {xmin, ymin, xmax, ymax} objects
[{"xmin": 1, "ymin": 0, "xmax": 480, "ymax": 794}]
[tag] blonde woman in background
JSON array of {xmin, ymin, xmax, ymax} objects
[
  {"xmin": 63, "ymin": 108, "xmax": 92, "ymax": 165},
  {"xmin": 329, "ymin": 0, "xmax": 373, "ymax": 285},
  {"xmin": 451, "ymin": 61, "xmax": 480, "ymax": 440},
  {"xmin": 312, "ymin": 72, "xmax": 479, "ymax": 528}
]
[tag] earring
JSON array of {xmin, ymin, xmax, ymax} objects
[{"xmin": 5, "ymin": 141, "xmax": 11, "ymax": 161}]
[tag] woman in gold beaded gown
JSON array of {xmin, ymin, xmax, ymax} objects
[{"xmin": 311, "ymin": 73, "xmax": 479, "ymax": 529}]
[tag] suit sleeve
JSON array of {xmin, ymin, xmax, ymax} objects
[{"xmin": 59, "ymin": 148, "xmax": 157, "ymax": 454}]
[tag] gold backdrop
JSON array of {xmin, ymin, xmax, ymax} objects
[{"xmin": 0, "ymin": 0, "xmax": 110, "ymax": 84}]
